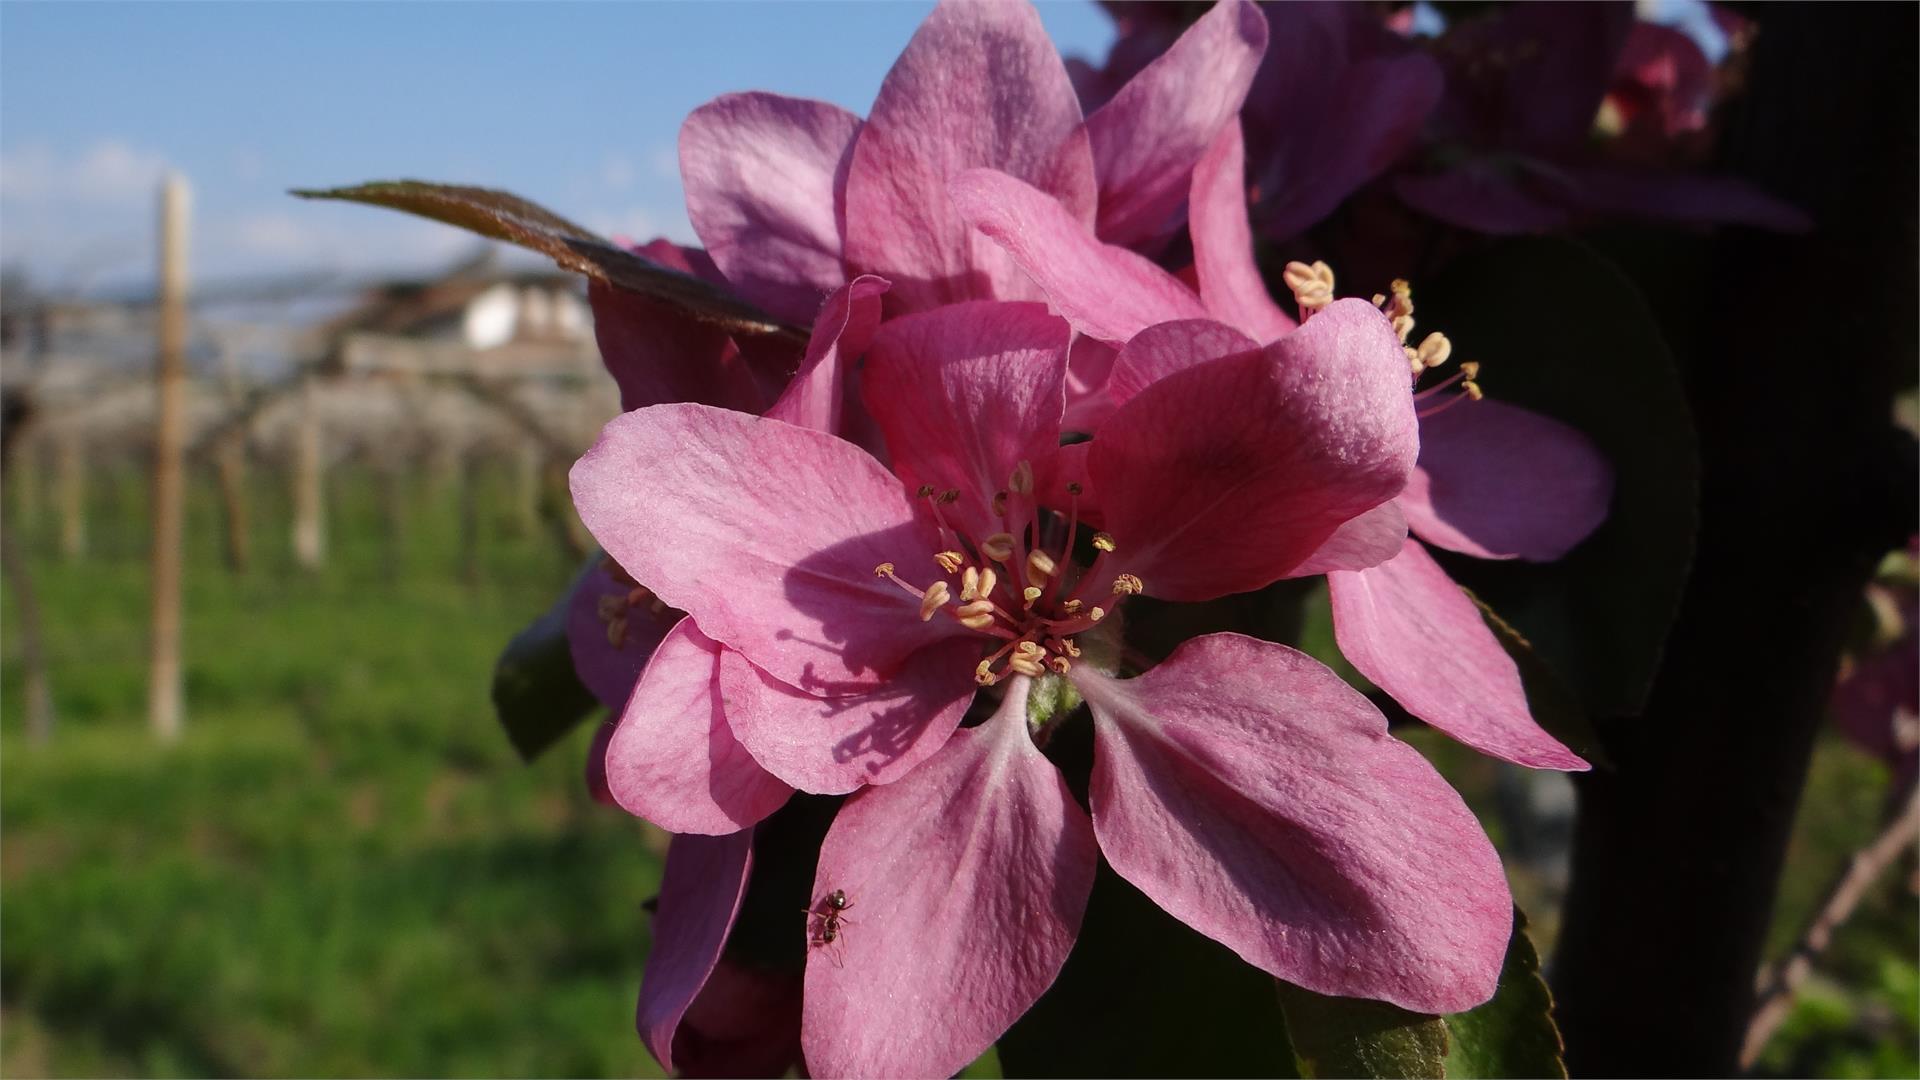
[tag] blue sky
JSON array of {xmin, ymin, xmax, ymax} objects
[{"xmin": 0, "ymin": 2, "xmax": 1115, "ymax": 295}]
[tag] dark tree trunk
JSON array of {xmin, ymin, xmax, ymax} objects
[{"xmin": 1552, "ymin": 5, "xmax": 1919, "ymax": 1075}]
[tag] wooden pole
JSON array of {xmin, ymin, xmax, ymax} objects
[
  {"xmin": 55, "ymin": 431, "xmax": 84, "ymax": 562},
  {"xmin": 291, "ymin": 375, "xmax": 326, "ymax": 571},
  {"xmin": 147, "ymin": 174, "xmax": 188, "ymax": 742},
  {"xmin": 215, "ymin": 429, "xmax": 250, "ymax": 573}
]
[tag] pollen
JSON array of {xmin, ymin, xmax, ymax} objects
[
  {"xmin": 1022, "ymin": 585, "xmax": 1043, "ymax": 610},
  {"xmin": 1091, "ymin": 532, "xmax": 1116, "ymax": 553},
  {"xmin": 934, "ymin": 550, "xmax": 965, "ymax": 574},
  {"xmin": 1111, "ymin": 574, "xmax": 1144, "ymax": 596},
  {"xmin": 919, "ymin": 581, "xmax": 952, "ymax": 621}
]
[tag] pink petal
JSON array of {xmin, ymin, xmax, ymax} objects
[
  {"xmin": 680, "ymin": 92, "xmax": 862, "ymax": 324},
  {"xmin": 1073, "ymin": 633, "xmax": 1513, "ymax": 1014},
  {"xmin": 717, "ymin": 640, "xmax": 980, "ymax": 796},
  {"xmin": 1090, "ymin": 299, "xmax": 1419, "ymax": 601},
  {"xmin": 638, "ymin": 830, "xmax": 754, "ymax": 1075},
  {"xmin": 843, "ymin": 0, "xmax": 1096, "ymax": 310},
  {"xmin": 566, "ymin": 561, "xmax": 677, "ymax": 710},
  {"xmin": 1245, "ymin": 4, "xmax": 1444, "ymax": 241},
  {"xmin": 1329, "ymin": 540, "xmax": 1589, "ymax": 771},
  {"xmin": 588, "ymin": 280, "xmax": 769, "ymax": 414},
  {"xmin": 1189, "ymin": 122, "xmax": 1296, "ymax": 341},
  {"xmin": 950, "ymin": 167, "xmax": 1210, "ymax": 343},
  {"xmin": 863, "ymin": 300, "xmax": 1070, "ymax": 540},
  {"xmin": 1289, "ymin": 500, "xmax": 1410, "ymax": 576},
  {"xmin": 801, "ymin": 678, "xmax": 1097, "ymax": 1079},
  {"xmin": 1403, "ymin": 396, "xmax": 1613, "ymax": 562},
  {"xmin": 765, "ymin": 274, "xmax": 890, "ymax": 436},
  {"xmin": 1085, "ymin": 0, "xmax": 1269, "ymax": 249},
  {"xmin": 1106, "ymin": 317, "xmax": 1258, "ymax": 406},
  {"xmin": 569, "ymin": 404, "xmax": 959, "ymax": 691},
  {"xmin": 671, "ymin": 958, "xmax": 804, "ymax": 1079},
  {"xmin": 604, "ymin": 619, "xmax": 795, "ymax": 833},
  {"xmin": 1062, "ymin": 335, "xmax": 1121, "ymax": 433}
]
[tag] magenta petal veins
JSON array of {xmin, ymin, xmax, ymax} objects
[
  {"xmin": 603, "ymin": 619, "xmax": 795, "ymax": 833},
  {"xmin": 1073, "ymin": 634, "xmax": 1513, "ymax": 1014},
  {"xmin": 801, "ymin": 678, "xmax": 1097, "ymax": 1079}
]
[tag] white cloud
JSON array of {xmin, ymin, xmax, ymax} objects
[{"xmin": 0, "ymin": 139, "xmax": 170, "ymax": 205}]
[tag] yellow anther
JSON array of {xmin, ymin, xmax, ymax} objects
[
  {"xmin": 1008, "ymin": 655, "xmax": 1045, "ymax": 678},
  {"xmin": 957, "ymin": 600, "xmax": 997, "ymax": 626},
  {"xmin": 1112, "ymin": 574, "xmax": 1144, "ymax": 596},
  {"xmin": 1092, "ymin": 532, "xmax": 1116, "ymax": 553},
  {"xmin": 1089, "ymin": 606, "xmax": 1107, "ymax": 622},
  {"xmin": 1027, "ymin": 550, "xmax": 1057, "ymax": 580},
  {"xmin": 916, "ymin": 484, "xmax": 935, "ymax": 499},
  {"xmin": 1023, "ymin": 586, "xmax": 1043, "ymax": 610},
  {"xmin": 1392, "ymin": 314, "xmax": 1415, "ymax": 344},
  {"xmin": 919, "ymin": 581, "xmax": 952, "ymax": 621},
  {"xmin": 1407, "ymin": 348, "xmax": 1427, "ymax": 375},
  {"xmin": 1462, "ymin": 381, "xmax": 1484, "ymax": 401},
  {"xmin": 960, "ymin": 566, "xmax": 981, "ymax": 601},
  {"xmin": 873, "ymin": 562, "xmax": 896, "ymax": 578},
  {"xmin": 938, "ymin": 489, "xmax": 960, "ymax": 505},
  {"xmin": 1014, "ymin": 640, "xmax": 1045, "ymax": 659},
  {"xmin": 934, "ymin": 551, "xmax": 965, "ymax": 574},
  {"xmin": 974, "ymin": 661, "xmax": 998, "ymax": 686},
  {"xmin": 981, "ymin": 533, "xmax": 1016, "ymax": 562},
  {"xmin": 1048, "ymin": 656, "xmax": 1072, "ymax": 674},
  {"xmin": 1058, "ymin": 637, "xmax": 1082, "ymax": 658},
  {"xmin": 1372, "ymin": 293, "xmax": 1387, "ymax": 308},
  {"xmin": 1415, "ymin": 332, "xmax": 1451, "ymax": 369},
  {"xmin": 1061, "ymin": 598, "xmax": 1084, "ymax": 614},
  {"xmin": 1458, "ymin": 361, "xmax": 1480, "ymax": 379},
  {"xmin": 1008, "ymin": 460, "xmax": 1034, "ymax": 495},
  {"xmin": 976, "ymin": 566, "xmax": 998, "ymax": 600}
]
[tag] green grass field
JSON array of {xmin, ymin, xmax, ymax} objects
[
  {"xmin": 1, "ymin": 456, "xmax": 1911, "ymax": 1078},
  {"xmin": 2, "ymin": 460, "xmax": 666, "ymax": 1078}
]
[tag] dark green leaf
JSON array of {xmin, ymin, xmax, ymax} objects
[
  {"xmin": 1279, "ymin": 984, "xmax": 1448, "ymax": 1080},
  {"xmin": 1463, "ymin": 588, "xmax": 1611, "ymax": 770},
  {"xmin": 998, "ymin": 860, "xmax": 1300, "ymax": 1078},
  {"xmin": 1273, "ymin": 908, "xmax": 1564, "ymax": 1079},
  {"xmin": 1445, "ymin": 909, "xmax": 1566, "ymax": 1079},
  {"xmin": 293, "ymin": 180, "xmax": 805, "ymax": 343},
  {"xmin": 490, "ymin": 567, "xmax": 599, "ymax": 762},
  {"xmin": 1419, "ymin": 238, "xmax": 1698, "ymax": 718}
]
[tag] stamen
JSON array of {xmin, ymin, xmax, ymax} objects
[
  {"xmin": 1283, "ymin": 260, "xmax": 1336, "ymax": 317},
  {"xmin": 991, "ymin": 491, "xmax": 1009, "ymax": 517},
  {"xmin": 1027, "ymin": 550, "xmax": 1057, "ymax": 580},
  {"xmin": 1008, "ymin": 460, "xmax": 1034, "ymax": 495},
  {"xmin": 961, "ymin": 565, "xmax": 999, "ymax": 602},
  {"xmin": 1061, "ymin": 599, "xmax": 1083, "ymax": 614},
  {"xmin": 1111, "ymin": 574, "xmax": 1144, "ymax": 596},
  {"xmin": 873, "ymin": 562, "xmax": 895, "ymax": 577},
  {"xmin": 1048, "ymin": 656, "xmax": 1072, "ymax": 674},
  {"xmin": 981, "ymin": 533, "xmax": 1016, "ymax": 562},
  {"xmin": 1091, "ymin": 533, "xmax": 1116, "ymax": 553},
  {"xmin": 919, "ymin": 581, "xmax": 951, "ymax": 622},
  {"xmin": 1415, "ymin": 332, "xmax": 1451, "ymax": 370},
  {"xmin": 956, "ymin": 600, "xmax": 998, "ymax": 630},
  {"xmin": 606, "ymin": 615, "xmax": 628, "ymax": 649},
  {"xmin": 934, "ymin": 551, "xmax": 965, "ymax": 574},
  {"xmin": 974, "ymin": 661, "xmax": 998, "ymax": 686},
  {"xmin": 1022, "ymin": 586, "xmax": 1043, "ymax": 610},
  {"xmin": 1089, "ymin": 606, "xmax": 1106, "ymax": 622}
]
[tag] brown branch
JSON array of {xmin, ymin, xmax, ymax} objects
[{"xmin": 1740, "ymin": 784, "xmax": 1920, "ymax": 1069}]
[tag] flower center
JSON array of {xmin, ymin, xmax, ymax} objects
[
  {"xmin": 1361, "ymin": 273, "xmax": 1482, "ymax": 419},
  {"xmin": 874, "ymin": 463, "xmax": 1141, "ymax": 686}
]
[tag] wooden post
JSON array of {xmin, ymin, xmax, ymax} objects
[
  {"xmin": 215, "ymin": 429, "xmax": 250, "ymax": 573},
  {"xmin": 291, "ymin": 375, "xmax": 326, "ymax": 571},
  {"xmin": 56, "ymin": 431, "xmax": 85, "ymax": 562},
  {"xmin": 147, "ymin": 174, "xmax": 188, "ymax": 742}
]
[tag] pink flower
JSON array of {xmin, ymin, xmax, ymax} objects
[
  {"xmin": 950, "ymin": 120, "xmax": 1607, "ymax": 772},
  {"xmin": 572, "ymin": 299, "xmax": 1513, "ymax": 1075},
  {"xmin": 1394, "ymin": 1, "xmax": 1808, "ymax": 234},
  {"xmin": 678, "ymin": 0, "xmax": 1269, "ymax": 323}
]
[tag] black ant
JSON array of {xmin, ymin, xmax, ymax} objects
[{"xmin": 804, "ymin": 888, "xmax": 855, "ymax": 957}]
